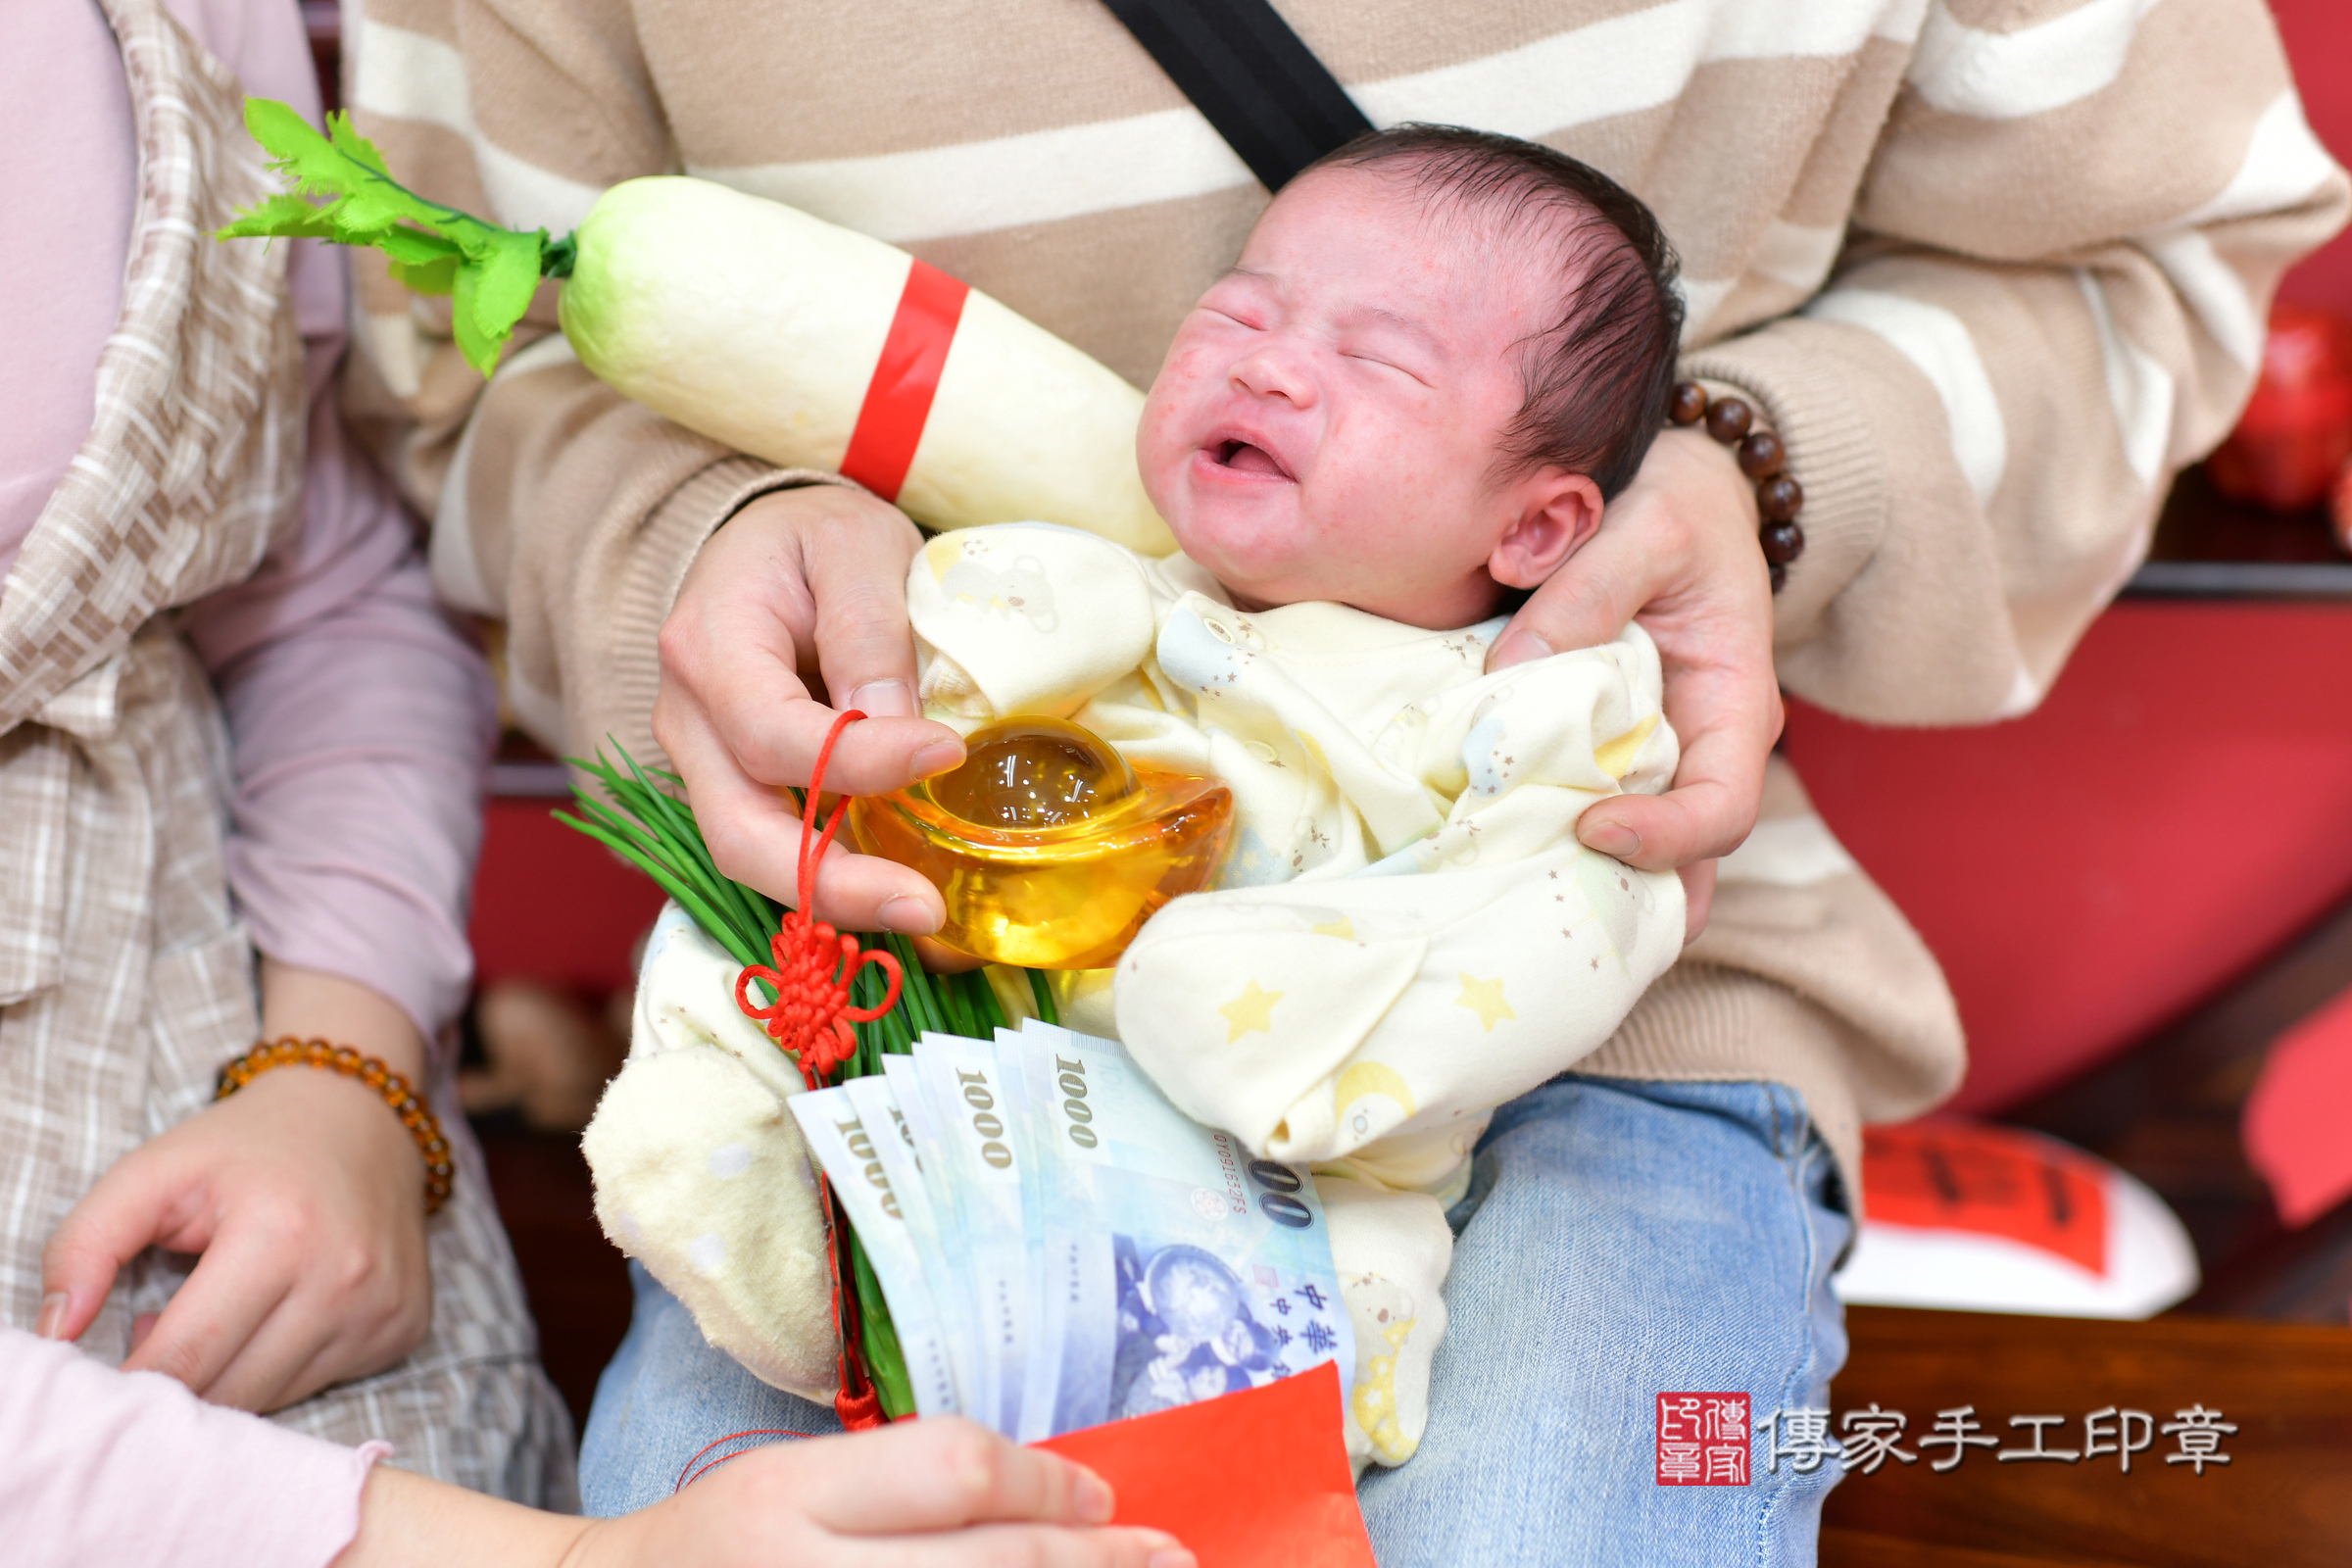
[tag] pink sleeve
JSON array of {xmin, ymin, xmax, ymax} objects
[
  {"xmin": 0, "ymin": 1326, "xmax": 387, "ymax": 1568},
  {"xmin": 174, "ymin": 1, "xmax": 498, "ymax": 1047},
  {"xmin": 181, "ymin": 429, "xmax": 498, "ymax": 1045}
]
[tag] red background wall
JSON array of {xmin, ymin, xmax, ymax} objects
[
  {"xmin": 2274, "ymin": 0, "xmax": 2352, "ymax": 316},
  {"xmin": 470, "ymin": 801, "xmax": 664, "ymax": 997}
]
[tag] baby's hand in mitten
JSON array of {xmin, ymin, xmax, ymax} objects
[
  {"xmin": 1316, "ymin": 1175, "xmax": 1454, "ymax": 1473},
  {"xmin": 581, "ymin": 906, "xmax": 840, "ymax": 1400}
]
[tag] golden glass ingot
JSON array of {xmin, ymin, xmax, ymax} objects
[{"xmin": 848, "ymin": 716, "xmax": 1233, "ymax": 968}]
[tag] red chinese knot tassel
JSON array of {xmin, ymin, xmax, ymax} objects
[{"xmin": 735, "ymin": 710, "xmax": 904, "ymax": 1091}]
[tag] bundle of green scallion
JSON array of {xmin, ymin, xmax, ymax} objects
[{"xmin": 560, "ymin": 744, "xmax": 1054, "ymax": 1420}]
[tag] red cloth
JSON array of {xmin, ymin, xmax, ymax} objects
[{"xmin": 2244, "ymin": 987, "xmax": 2352, "ymax": 1227}]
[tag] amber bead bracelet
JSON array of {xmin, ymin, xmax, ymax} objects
[
  {"xmin": 215, "ymin": 1037, "xmax": 455, "ymax": 1215},
  {"xmin": 1668, "ymin": 381, "xmax": 1805, "ymax": 593}
]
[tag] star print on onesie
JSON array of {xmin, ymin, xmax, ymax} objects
[{"xmin": 910, "ymin": 522, "xmax": 1686, "ymax": 1469}]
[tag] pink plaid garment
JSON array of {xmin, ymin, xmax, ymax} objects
[{"xmin": 0, "ymin": 0, "xmax": 569, "ymax": 1502}]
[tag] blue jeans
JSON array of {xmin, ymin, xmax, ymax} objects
[{"xmin": 580, "ymin": 1076, "xmax": 1852, "ymax": 1565}]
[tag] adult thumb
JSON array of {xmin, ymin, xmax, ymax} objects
[{"xmin": 1487, "ymin": 526, "xmax": 1653, "ymax": 672}]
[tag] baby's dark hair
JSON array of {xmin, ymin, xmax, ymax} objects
[{"xmin": 1301, "ymin": 124, "xmax": 1684, "ymax": 499}]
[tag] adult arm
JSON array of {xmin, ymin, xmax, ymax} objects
[
  {"xmin": 1506, "ymin": 0, "xmax": 2350, "ymax": 886},
  {"xmin": 338, "ymin": 8, "xmax": 966, "ymax": 927},
  {"xmin": 37, "ymin": 0, "xmax": 493, "ymax": 1411},
  {"xmin": 0, "ymin": 1324, "xmax": 1187, "ymax": 1568},
  {"xmin": 40, "ymin": 366, "xmax": 486, "ymax": 1416}
]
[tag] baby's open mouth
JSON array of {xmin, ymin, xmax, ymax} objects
[{"xmin": 1212, "ymin": 439, "xmax": 1291, "ymax": 478}]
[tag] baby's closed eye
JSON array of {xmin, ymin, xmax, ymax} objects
[
  {"xmin": 1340, "ymin": 348, "xmax": 1428, "ymax": 386},
  {"xmin": 1199, "ymin": 300, "xmax": 1269, "ymax": 332}
]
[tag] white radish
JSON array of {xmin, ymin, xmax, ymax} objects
[
  {"xmin": 224, "ymin": 105, "xmax": 1173, "ymax": 553},
  {"xmin": 561, "ymin": 179, "xmax": 1172, "ymax": 553}
]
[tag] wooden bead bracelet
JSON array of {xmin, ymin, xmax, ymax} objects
[
  {"xmin": 1668, "ymin": 381, "xmax": 1805, "ymax": 593},
  {"xmin": 216, "ymin": 1037, "xmax": 456, "ymax": 1215}
]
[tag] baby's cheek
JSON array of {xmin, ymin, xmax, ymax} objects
[{"xmin": 1136, "ymin": 379, "xmax": 1198, "ymax": 510}]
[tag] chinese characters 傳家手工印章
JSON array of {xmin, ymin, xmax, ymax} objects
[{"xmin": 1743, "ymin": 1403, "xmax": 2236, "ymax": 1477}]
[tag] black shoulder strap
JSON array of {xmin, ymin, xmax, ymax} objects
[{"xmin": 1101, "ymin": 0, "xmax": 1375, "ymax": 191}]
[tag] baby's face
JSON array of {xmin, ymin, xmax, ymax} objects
[{"xmin": 1138, "ymin": 166, "xmax": 1596, "ymax": 628}]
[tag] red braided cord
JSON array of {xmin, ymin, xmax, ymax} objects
[
  {"xmin": 728, "ymin": 710, "xmax": 904, "ymax": 1429},
  {"xmin": 673, "ymin": 1429, "xmax": 817, "ymax": 1494},
  {"xmin": 818, "ymin": 1169, "xmax": 886, "ymax": 1432},
  {"xmin": 735, "ymin": 710, "xmax": 905, "ymax": 1089}
]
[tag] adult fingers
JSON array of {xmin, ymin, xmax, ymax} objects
[
  {"xmin": 191, "ymin": 1284, "xmax": 339, "ymax": 1412},
  {"xmin": 778, "ymin": 1420, "xmax": 1116, "ymax": 1535},
  {"xmin": 199, "ymin": 1213, "xmax": 427, "ymax": 1412},
  {"xmin": 1679, "ymin": 858, "xmax": 1718, "ymax": 944},
  {"xmin": 1575, "ymin": 662, "xmax": 1782, "ymax": 872},
  {"xmin": 838, "ymin": 1524, "xmax": 1194, "ymax": 1568},
  {"xmin": 39, "ymin": 1147, "xmax": 201, "ymax": 1345},
  {"xmin": 118, "ymin": 1224, "xmax": 298, "ymax": 1398},
  {"xmin": 1486, "ymin": 501, "xmax": 1675, "ymax": 672},
  {"xmin": 658, "ymin": 569, "xmax": 957, "ymax": 806},
  {"xmin": 799, "ymin": 490, "xmax": 933, "ymax": 732},
  {"xmin": 661, "ymin": 486, "xmax": 963, "ymax": 802},
  {"xmin": 1491, "ymin": 423, "xmax": 1747, "ymax": 676},
  {"xmin": 660, "ymin": 684, "xmax": 946, "ymax": 932}
]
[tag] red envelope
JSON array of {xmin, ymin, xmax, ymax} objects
[{"xmin": 1036, "ymin": 1361, "xmax": 1375, "ymax": 1567}]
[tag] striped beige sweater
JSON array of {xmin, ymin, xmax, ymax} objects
[{"xmin": 340, "ymin": 0, "xmax": 2346, "ymax": 1194}]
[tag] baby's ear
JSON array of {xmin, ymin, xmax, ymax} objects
[{"xmin": 1489, "ymin": 470, "xmax": 1602, "ymax": 589}]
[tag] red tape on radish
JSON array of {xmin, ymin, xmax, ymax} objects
[{"xmin": 839, "ymin": 260, "xmax": 970, "ymax": 502}]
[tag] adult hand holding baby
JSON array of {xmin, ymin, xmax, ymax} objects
[
  {"xmin": 1488, "ymin": 423, "xmax": 1782, "ymax": 940},
  {"xmin": 660, "ymin": 439, "xmax": 1771, "ymax": 945}
]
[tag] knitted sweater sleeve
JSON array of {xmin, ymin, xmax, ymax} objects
[
  {"xmin": 1686, "ymin": 0, "xmax": 2349, "ymax": 725},
  {"xmin": 335, "ymin": 0, "xmax": 829, "ymax": 764}
]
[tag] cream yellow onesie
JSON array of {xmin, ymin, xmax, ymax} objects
[
  {"xmin": 914, "ymin": 521, "xmax": 1687, "ymax": 1460},
  {"xmin": 584, "ymin": 520, "xmax": 1685, "ymax": 1471}
]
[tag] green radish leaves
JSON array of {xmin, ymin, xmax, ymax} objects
[{"xmin": 218, "ymin": 97, "xmax": 561, "ymax": 375}]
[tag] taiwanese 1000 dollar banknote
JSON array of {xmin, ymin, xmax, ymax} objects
[
  {"xmin": 845, "ymin": 1070, "xmax": 974, "ymax": 1415},
  {"xmin": 798, "ymin": 1025, "xmax": 1351, "ymax": 1443},
  {"xmin": 875, "ymin": 1053, "xmax": 983, "ymax": 1415},
  {"xmin": 785, "ymin": 1086, "xmax": 960, "ymax": 1417},
  {"xmin": 908, "ymin": 1032, "xmax": 1032, "ymax": 1437},
  {"xmin": 1012, "ymin": 1021, "xmax": 1353, "ymax": 1438}
]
